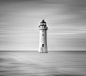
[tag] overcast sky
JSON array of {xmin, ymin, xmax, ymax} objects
[{"xmin": 0, "ymin": 0, "xmax": 86, "ymax": 51}]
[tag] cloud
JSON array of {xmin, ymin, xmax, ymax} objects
[{"xmin": 0, "ymin": 0, "xmax": 86, "ymax": 50}]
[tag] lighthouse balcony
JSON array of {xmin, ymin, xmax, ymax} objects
[{"xmin": 39, "ymin": 27, "xmax": 48, "ymax": 30}]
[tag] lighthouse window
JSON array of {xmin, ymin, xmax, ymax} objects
[
  {"xmin": 42, "ymin": 26, "xmax": 44, "ymax": 28},
  {"xmin": 42, "ymin": 44, "xmax": 44, "ymax": 47},
  {"xmin": 42, "ymin": 34, "xmax": 44, "ymax": 36}
]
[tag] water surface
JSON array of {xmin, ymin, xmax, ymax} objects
[{"xmin": 0, "ymin": 51, "xmax": 86, "ymax": 76}]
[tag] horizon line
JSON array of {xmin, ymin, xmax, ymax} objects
[{"xmin": 0, "ymin": 50, "xmax": 86, "ymax": 52}]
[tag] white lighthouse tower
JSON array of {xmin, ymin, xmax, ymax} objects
[{"xmin": 39, "ymin": 19, "xmax": 48, "ymax": 53}]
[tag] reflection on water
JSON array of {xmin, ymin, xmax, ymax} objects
[{"xmin": 0, "ymin": 51, "xmax": 86, "ymax": 76}]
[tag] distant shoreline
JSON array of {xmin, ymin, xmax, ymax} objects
[{"xmin": 0, "ymin": 50, "xmax": 86, "ymax": 52}]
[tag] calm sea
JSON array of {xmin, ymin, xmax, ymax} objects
[{"xmin": 0, "ymin": 51, "xmax": 86, "ymax": 76}]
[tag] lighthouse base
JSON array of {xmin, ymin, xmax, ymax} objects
[
  {"xmin": 38, "ymin": 51, "xmax": 48, "ymax": 53},
  {"xmin": 38, "ymin": 47, "xmax": 48, "ymax": 53}
]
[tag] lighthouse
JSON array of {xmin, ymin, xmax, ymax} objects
[{"xmin": 39, "ymin": 19, "xmax": 48, "ymax": 53}]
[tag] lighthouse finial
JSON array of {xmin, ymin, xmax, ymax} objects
[{"xmin": 41, "ymin": 19, "xmax": 45, "ymax": 23}]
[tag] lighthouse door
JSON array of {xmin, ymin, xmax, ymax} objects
[{"xmin": 42, "ymin": 44, "xmax": 44, "ymax": 47}]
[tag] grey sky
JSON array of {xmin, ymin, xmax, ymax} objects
[{"xmin": 0, "ymin": 0, "xmax": 86, "ymax": 51}]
